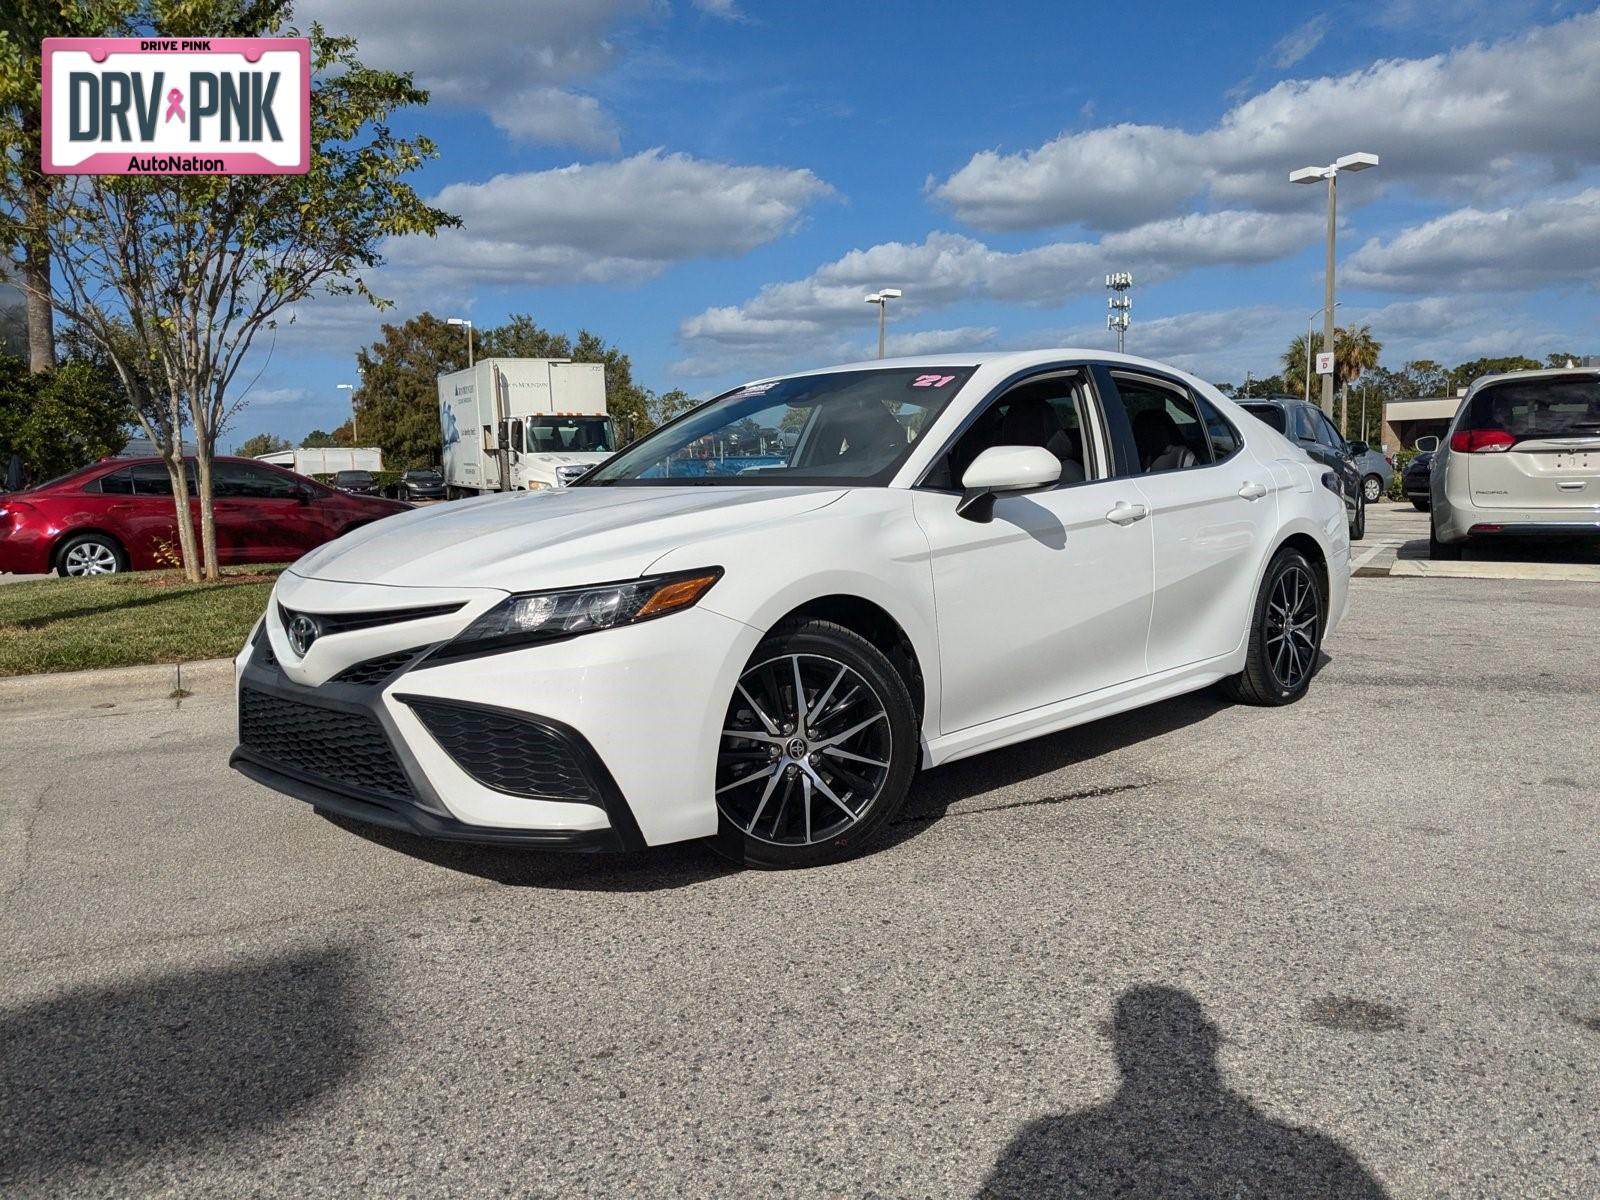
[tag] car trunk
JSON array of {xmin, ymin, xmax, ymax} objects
[{"xmin": 1459, "ymin": 375, "xmax": 1600, "ymax": 510}]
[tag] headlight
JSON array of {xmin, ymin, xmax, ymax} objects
[{"xmin": 443, "ymin": 568, "xmax": 722, "ymax": 656}]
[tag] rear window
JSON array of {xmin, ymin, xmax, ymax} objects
[
  {"xmin": 1461, "ymin": 376, "xmax": 1600, "ymax": 441},
  {"xmin": 1239, "ymin": 403, "xmax": 1286, "ymax": 433}
]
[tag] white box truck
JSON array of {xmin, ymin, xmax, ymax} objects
[
  {"xmin": 438, "ymin": 358, "xmax": 618, "ymax": 495},
  {"xmin": 255, "ymin": 447, "xmax": 384, "ymax": 475}
]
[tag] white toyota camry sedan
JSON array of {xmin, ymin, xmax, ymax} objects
[{"xmin": 232, "ymin": 351, "xmax": 1348, "ymax": 868}]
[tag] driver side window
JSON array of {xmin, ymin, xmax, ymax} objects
[{"xmin": 928, "ymin": 374, "xmax": 1092, "ymax": 491}]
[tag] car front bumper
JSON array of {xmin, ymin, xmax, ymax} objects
[{"xmin": 231, "ymin": 585, "xmax": 761, "ymax": 849}]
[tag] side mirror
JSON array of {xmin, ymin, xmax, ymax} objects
[
  {"xmin": 1348, "ymin": 440, "xmax": 1369, "ymax": 457},
  {"xmin": 1414, "ymin": 435, "xmax": 1440, "ymax": 453},
  {"xmin": 956, "ymin": 446, "xmax": 1061, "ymax": 522}
]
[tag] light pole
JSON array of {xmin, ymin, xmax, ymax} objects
[
  {"xmin": 336, "ymin": 383, "xmax": 355, "ymax": 443},
  {"xmin": 1303, "ymin": 302, "xmax": 1340, "ymax": 404},
  {"xmin": 864, "ymin": 289, "xmax": 901, "ymax": 359},
  {"xmin": 1290, "ymin": 152, "xmax": 1377, "ymax": 417},
  {"xmin": 1106, "ymin": 272, "xmax": 1132, "ymax": 353},
  {"xmin": 446, "ymin": 317, "xmax": 475, "ymax": 368}
]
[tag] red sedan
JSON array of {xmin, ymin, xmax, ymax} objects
[{"xmin": 0, "ymin": 456, "xmax": 409, "ymax": 576}]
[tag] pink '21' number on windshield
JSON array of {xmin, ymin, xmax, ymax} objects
[{"xmin": 911, "ymin": 374, "xmax": 956, "ymax": 388}]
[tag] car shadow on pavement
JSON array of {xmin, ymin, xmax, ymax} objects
[
  {"xmin": 977, "ymin": 984, "xmax": 1390, "ymax": 1199},
  {"xmin": 320, "ymin": 812, "xmax": 739, "ymax": 892},
  {"xmin": 0, "ymin": 946, "xmax": 364, "ymax": 1189}
]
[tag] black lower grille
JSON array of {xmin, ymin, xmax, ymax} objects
[
  {"xmin": 331, "ymin": 649, "xmax": 418, "ymax": 686},
  {"xmin": 406, "ymin": 700, "xmax": 598, "ymax": 802},
  {"xmin": 239, "ymin": 687, "xmax": 412, "ymax": 801}
]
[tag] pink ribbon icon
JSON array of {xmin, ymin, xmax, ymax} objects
[{"xmin": 164, "ymin": 88, "xmax": 185, "ymax": 123}]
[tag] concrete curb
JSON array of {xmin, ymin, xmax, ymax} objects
[
  {"xmin": 0, "ymin": 657, "xmax": 235, "ymax": 704},
  {"xmin": 1389, "ymin": 559, "xmax": 1600, "ymax": 582}
]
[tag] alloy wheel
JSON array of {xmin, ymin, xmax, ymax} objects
[
  {"xmin": 1362, "ymin": 475, "xmax": 1382, "ymax": 502},
  {"xmin": 63, "ymin": 542, "xmax": 120, "ymax": 575},
  {"xmin": 1264, "ymin": 565, "xmax": 1319, "ymax": 690},
  {"xmin": 717, "ymin": 653, "xmax": 893, "ymax": 847}
]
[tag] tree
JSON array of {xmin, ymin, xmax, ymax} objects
[
  {"xmin": 1448, "ymin": 356, "xmax": 1541, "ymax": 394},
  {"xmin": 350, "ymin": 312, "xmax": 471, "ymax": 468},
  {"xmin": 1334, "ymin": 324, "xmax": 1382, "ymax": 435},
  {"xmin": 0, "ymin": 1, "xmax": 134, "ymax": 372},
  {"xmin": 1545, "ymin": 351, "xmax": 1582, "ymax": 369},
  {"xmin": 0, "ymin": 352, "xmax": 130, "ymax": 480},
  {"xmin": 645, "ymin": 388, "xmax": 697, "ymax": 431},
  {"xmin": 1281, "ymin": 333, "xmax": 1324, "ymax": 400},
  {"xmin": 302, "ymin": 428, "xmax": 340, "ymax": 447},
  {"xmin": 23, "ymin": 2, "xmax": 457, "ymax": 580},
  {"xmin": 483, "ymin": 315, "xmax": 652, "ymax": 439},
  {"xmin": 236, "ymin": 432, "xmax": 292, "ymax": 457}
]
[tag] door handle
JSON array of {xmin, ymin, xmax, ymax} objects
[
  {"xmin": 1105, "ymin": 501, "xmax": 1149, "ymax": 526},
  {"xmin": 1238, "ymin": 481, "xmax": 1268, "ymax": 501}
]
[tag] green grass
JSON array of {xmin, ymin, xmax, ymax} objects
[{"xmin": 0, "ymin": 567, "xmax": 280, "ymax": 677}]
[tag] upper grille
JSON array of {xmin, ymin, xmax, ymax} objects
[
  {"xmin": 331, "ymin": 649, "xmax": 419, "ymax": 687},
  {"xmin": 239, "ymin": 687, "xmax": 412, "ymax": 801},
  {"xmin": 277, "ymin": 600, "xmax": 464, "ymax": 639},
  {"xmin": 405, "ymin": 700, "xmax": 598, "ymax": 803}
]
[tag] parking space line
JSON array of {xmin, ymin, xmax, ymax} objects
[{"xmin": 1348, "ymin": 543, "xmax": 1391, "ymax": 574}]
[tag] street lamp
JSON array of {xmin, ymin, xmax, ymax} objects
[
  {"xmin": 1290, "ymin": 151, "xmax": 1378, "ymax": 417},
  {"xmin": 336, "ymin": 382, "xmax": 355, "ymax": 443},
  {"xmin": 1304, "ymin": 302, "xmax": 1340, "ymax": 404},
  {"xmin": 446, "ymin": 317, "xmax": 475, "ymax": 368},
  {"xmin": 864, "ymin": 289, "xmax": 901, "ymax": 359}
]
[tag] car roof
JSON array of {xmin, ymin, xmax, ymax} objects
[{"xmin": 743, "ymin": 348, "xmax": 1222, "ymax": 388}]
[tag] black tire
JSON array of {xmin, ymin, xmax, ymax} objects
[
  {"xmin": 712, "ymin": 619, "xmax": 918, "ymax": 869},
  {"xmin": 55, "ymin": 531, "xmax": 128, "ymax": 577},
  {"xmin": 1349, "ymin": 492, "xmax": 1366, "ymax": 541},
  {"xmin": 1220, "ymin": 547, "xmax": 1324, "ymax": 707},
  {"xmin": 1362, "ymin": 474, "xmax": 1383, "ymax": 503},
  {"xmin": 1429, "ymin": 519, "xmax": 1462, "ymax": 560},
  {"xmin": 1410, "ymin": 498, "xmax": 1430, "ymax": 512}
]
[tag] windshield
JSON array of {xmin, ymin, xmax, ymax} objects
[
  {"xmin": 1462, "ymin": 376, "xmax": 1600, "ymax": 441},
  {"xmin": 582, "ymin": 367, "xmax": 974, "ymax": 487},
  {"xmin": 525, "ymin": 416, "xmax": 617, "ymax": 454},
  {"xmin": 405, "ymin": 471, "xmax": 441, "ymax": 481}
]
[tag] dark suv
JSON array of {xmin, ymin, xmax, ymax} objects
[{"xmin": 1236, "ymin": 395, "xmax": 1366, "ymax": 540}]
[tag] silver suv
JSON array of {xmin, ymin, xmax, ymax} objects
[{"xmin": 1430, "ymin": 368, "xmax": 1600, "ymax": 558}]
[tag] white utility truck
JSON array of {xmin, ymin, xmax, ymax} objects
[
  {"xmin": 438, "ymin": 358, "xmax": 618, "ymax": 496},
  {"xmin": 255, "ymin": 446, "xmax": 383, "ymax": 475}
]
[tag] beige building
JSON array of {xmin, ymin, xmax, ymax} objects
[{"xmin": 1382, "ymin": 396, "xmax": 1462, "ymax": 450}]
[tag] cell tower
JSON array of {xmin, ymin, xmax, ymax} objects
[{"xmin": 1106, "ymin": 272, "xmax": 1132, "ymax": 353}]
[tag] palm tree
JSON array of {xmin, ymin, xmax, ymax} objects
[
  {"xmin": 1281, "ymin": 332, "xmax": 1325, "ymax": 400},
  {"xmin": 1334, "ymin": 325, "xmax": 1382, "ymax": 436}
]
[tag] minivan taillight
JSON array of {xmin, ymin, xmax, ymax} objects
[{"xmin": 1449, "ymin": 429, "xmax": 1516, "ymax": 453}]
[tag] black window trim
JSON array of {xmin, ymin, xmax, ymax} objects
[
  {"xmin": 1102, "ymin": 366, "xmax": 1238, "ymax": 477},
  {"xmin": 911, "ymin": 361, "xmax": 1113, "ymax": 494}
]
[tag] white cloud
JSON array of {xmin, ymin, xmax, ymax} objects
[
  {"xmin": 1344, "ymin": 189, "xmax": 1600, "ymax": 291},
  {"xmin": 692, "ymin": 0, "xmax": 744, "ymax": 19},
  {"xmin": 885, "ymin": 326, "xmax": 998, "ymax": 356},
  {"xmin": 1271, "ymin": 15, "xmax": 1329, "ymax": 69},
  {"xmin": 933, "ymin": 9, "xmax": 1600, "ymax": 231},
  {"xmin": 394, "ymin": 150, "xmax": 836, "ymax": 286},
  {"xmin": 301, "ymin": 0, "xmax": 651, "ymax": 147},
  {"xmin": 675, "ymin": 210, "xmax": 1319, "ymax": 374}
]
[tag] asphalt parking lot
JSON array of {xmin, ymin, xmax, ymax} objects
[{"xmin": 2, "ymin": 534, "xmax": 1597, "ymax": 1197}]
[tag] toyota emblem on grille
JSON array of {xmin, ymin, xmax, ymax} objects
[{"xmin": 286, "ymin": 613, "xmax": 320, "ymax": 657}]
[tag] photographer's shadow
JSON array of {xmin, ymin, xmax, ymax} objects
[{"xmin": 979, "ymin": 985, "xmax": 1389, "ymax": 1199}]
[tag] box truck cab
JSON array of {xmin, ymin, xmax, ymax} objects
[{"xmin": 438, "ymin": 358, "xmax": 618, "ymax": 496}]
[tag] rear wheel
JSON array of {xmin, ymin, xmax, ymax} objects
[
  {"xmin": 55, "ymin": 532, "xmax": 127, "ymax": 577},
  {"xmin": 1349, "ymin": 492, "xmax": 1366, "ymax": 541},
  {"xmin": 1221, "ymin": 548, "xmax": 1323, "ymax": 706},
  {"xmin": 1362, "ymin": 474, "xmax": 1383, "ymax": 503},
  {"xmin": 713, "ymin": 620, "xmax": 917, "ymax": 868},
  {"xmin": 1410, "ymin": 498, "xmax": 1430, "ymax": 512}
]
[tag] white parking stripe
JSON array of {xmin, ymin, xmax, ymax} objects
[{"xmin": 1349, "ymin": 543, "xmax": 1391, "ymax": 573}]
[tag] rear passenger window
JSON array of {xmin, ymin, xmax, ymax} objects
[
  {"xmin": 1196, "ymin": 394, "xmax": 1241, "ymax": 459},
  {"xmin": 1114, "ymin": 375, "xmax": 1213, "ymax": 472},
  {"xmin": 1239, "ymin": 404, "xmax": 1285, "ymax": 434}
]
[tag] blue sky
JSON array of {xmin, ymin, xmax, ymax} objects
[{"xmin": 237, "ymin": 0, "xmax": 1600, "ymax": 445}]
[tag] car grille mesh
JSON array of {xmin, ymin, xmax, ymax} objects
[
  {"xmin": 278, "ymin": 600, "xmax": 464, "ymax": 638},
  {"xmin": 407, "ymin": 701, "xmax": 598, "ymax": 803},
  {"xmin": 239, "ymin": 687, "xmax": 413, "ymax": 801},
  {"xmin": 331, "ymin": 649, "xmax": 418, "ymax": 687}
]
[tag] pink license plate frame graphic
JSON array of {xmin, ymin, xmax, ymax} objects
[{"xmin": 41, "ymin": 37, "xmax": 310, "ymax": 175}]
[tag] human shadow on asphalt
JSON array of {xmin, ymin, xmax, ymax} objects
[
  {"xmin": 319, "ymin": 811, "xmax": 738, "ymax": 891},
  {"xmin": 0, "ymin": 946, "xmax": 363, "ymax": 1187},
  {"xmin": 978, "ymin": 985, "xmax": 1389, "ymax": 1199}
]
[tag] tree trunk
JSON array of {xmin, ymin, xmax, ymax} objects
[
  {"xmin": 21, "ymin": 160, "xmax": 55, "ymax": 373},
  {"xmin": 160, "ymin": 449, "xmax": 201, "ymax": 583},
  {"xmin": 195, "ymin": 445, "xmax": 220, "ymax": 581}
]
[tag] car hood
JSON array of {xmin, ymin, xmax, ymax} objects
[{"xmin": 290, "ymin": 485, "xmax": 847, "ymax": 590}]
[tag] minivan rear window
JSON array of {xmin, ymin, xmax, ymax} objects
[
  {"xmin": 1239, "ymin": 403, "xmax": 1286, "ymax": 433},
  {"xmin": 1460, "ymin": 376, "xmax": 1600, "ymax": 442}
]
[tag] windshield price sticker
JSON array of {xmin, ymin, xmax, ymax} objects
[
  {"xmin": 910, "ymin": 374, "xmax": 958, "ymax": 388},
  {"xmin": 42, "ymin": 37, "xmax": 310, "ymax": 175}
]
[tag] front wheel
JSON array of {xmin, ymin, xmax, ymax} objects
[
  {"xmin": 56, "ymin": 532, "xmax": 127, "ymax": 577},
  {"xmin": 1221, "ymin": 548, "xmax": 1324, "ymax": 706},
  {"xmin": 713, "ymin": 619, "xmax": 918, "ymax": 868},
  {"xmin": 1362, "ymin": 474, "xmax": 1383, "ymax": 503}
]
